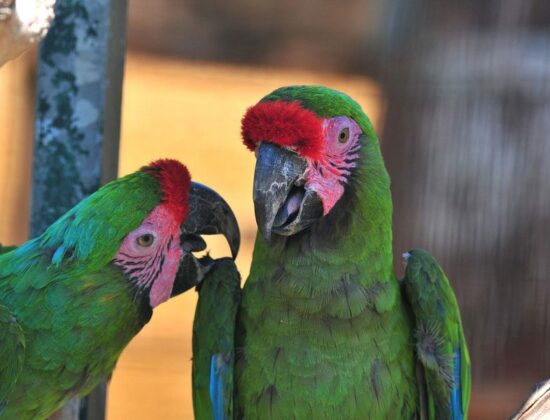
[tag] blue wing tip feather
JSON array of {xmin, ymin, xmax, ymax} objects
[
  {"xmin": 209, "ymin": 355, "xmax": 226, "ymax": 420},
  {"xmin": 451, "ymin": 347, "xmax": 463, "ymax": 420}
]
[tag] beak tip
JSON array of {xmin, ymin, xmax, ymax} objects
[{"xmin": 227, "ymin": 213, "xmax": 241, "ymax": 260}]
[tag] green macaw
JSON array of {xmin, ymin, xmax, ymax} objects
[
  {"xmin": 0, "ymin": 159, "xmax": 240, "ymax": 419},
  {"xmin": 192, "ymin": 86, "xmax": 470, "ymax": 419}
]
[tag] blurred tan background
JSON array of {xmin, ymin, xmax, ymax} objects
[{"xmin": 2, "ymin": 0, "xmax": 550, "ymax": 418}]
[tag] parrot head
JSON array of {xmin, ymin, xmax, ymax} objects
[
  {"xmin": 242, "ymin": 85, "xmax": 382, "ymax": 242},
  {"xmin": 39, "ymin": 159, "xmax": 240, "ymax": 308}
]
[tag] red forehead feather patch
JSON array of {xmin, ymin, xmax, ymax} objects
[
  {"xmin": 241, "ymin": 100, "xmax": 324, "ymax": 160},
  {"xmin": 146, "ymin": 159, "xmax": 191, "ymax": 223}
]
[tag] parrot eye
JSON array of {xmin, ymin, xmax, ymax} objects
[
  {"xmin": 136, "ymin": 233, "xmax": 155, "ymax": 247},
  {"xmin": 338, "ymin": 127, "xmax": 350, "ymax": 143}
]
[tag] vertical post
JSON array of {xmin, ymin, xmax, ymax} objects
[{"xmin": 31, "ymin": 0, "xmax": 128, "ymax": 419}]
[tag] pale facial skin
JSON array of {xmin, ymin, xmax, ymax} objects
[
  {"xmin": 304, "ymin": 116, "xmax": 363, "ymax": 215},
  {"xmin": 114, "ymin": 204, "xmax": 183, "ymax": 307}
]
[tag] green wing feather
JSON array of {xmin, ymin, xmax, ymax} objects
[
  {"xmin": 192, "ymin": 258, "xmax": 241, "ymax": 420},
  {"xmin": 0, "ymin": 304, "xmax": 25, "ymax": 410},
  {"xmin": 402, "ymin": 249, "xmax": 471, "ymax": 420}
]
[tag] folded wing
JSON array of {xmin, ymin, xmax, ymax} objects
[
  {"xmin": 192, "ymin": 258, "xmax": 241, "ymax": 420},
  {"xmin": 402, "ymin": 249, "xmax": 471, "ymax": 420}
]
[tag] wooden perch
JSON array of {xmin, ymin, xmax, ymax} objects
[
  {"xmin": 0, "ymin": 0, "xmax": 55, "ymax": 66},
  {"xmin": 511, "ymin": 380, "xmax": 550, "ymax": 419}
]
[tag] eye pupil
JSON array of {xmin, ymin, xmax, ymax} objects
[
  {"xmin": 338, "ymin": 127, "xmax": 350, "ymax": 143},
  {"xmin": 137, "ymin": 234, "xmax": 155, "ymax": 247}
]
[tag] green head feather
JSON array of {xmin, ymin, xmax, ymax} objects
[
  {"xmin": 261, "ymin": 85, "xmax": 378, "ymax": 142},
  {"xmin": 21, "ymin": 169, "xmax": 161, "ymax": 272}
]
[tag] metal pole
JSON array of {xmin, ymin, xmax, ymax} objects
[{"xmin": 31, "ymin": 0, "xmax": 128, "ymax": 419}]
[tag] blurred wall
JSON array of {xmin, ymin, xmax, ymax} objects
[
  {"xmin": 127, "ymin": 0, "xmax": 387, "ymax": 72},
  {"xmin": 379, "ymin": 2, "xmax": 550, "ymax": 414}
]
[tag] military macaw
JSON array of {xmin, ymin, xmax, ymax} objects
[
  {"xmin": 192, "ymin": 86, "xmax": 470, "ymax": 420},
  {"xmin": 0, "ymin": 159, "xmax": 239, "ymax": 419}
]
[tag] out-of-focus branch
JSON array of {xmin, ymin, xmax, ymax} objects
[
  {"xmin": 511, "ymin": 380, "xmax": 550, "ymax": 419},
  {"xmin": 0, "ymin": 0, "xmax": 55, "ymax": 66}
]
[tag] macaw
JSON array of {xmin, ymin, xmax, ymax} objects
[
  {"xmin": 192, "ymin": 86, "xmax": 470, "ymax": 419},
  {"xmin": 0, "ymin": 159, "xmax": 239, "ymax": 419}
]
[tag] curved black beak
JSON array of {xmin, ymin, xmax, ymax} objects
[
  {"xmin": 171, "ymin": 182, "xmax": 240, "ymax": 296},
  {"xmin": 254, "ymin": 142, "xmax": 323, "ymax": 243}
]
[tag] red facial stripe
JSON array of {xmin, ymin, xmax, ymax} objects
[
  {"xmin": 146, "ymin": 159, "xmax": 191, "ymax": 224},
  {"xmin": 241, "ymin": 100, "xmax": 324, "ymax": 160}
]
